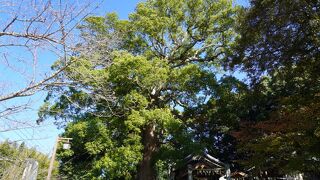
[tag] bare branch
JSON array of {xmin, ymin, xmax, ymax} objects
[{"xmin": 0, "ymin": 0, "xmax": 104, "ymax": 131}]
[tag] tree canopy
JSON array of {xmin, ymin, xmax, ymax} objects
[
  {"xmin": 39, "ymin": 0, "xmax": 320, "ymax": 179},
  {"xmin": 40, "ymin": 0, "xmax": 242, "ymax": 179},
  {"xmin": 230, "ymin": 0, "xmax": 320, "ymax": 177}
]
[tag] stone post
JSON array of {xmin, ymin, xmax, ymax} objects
[
  {"xmin": 187, "ymin": 164, "xmax": 193, "ymax": 180},
  {"xmin": 21, "ymin": 159, "xmax": 38, "ymax": 180}
]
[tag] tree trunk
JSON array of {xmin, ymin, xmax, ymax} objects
[{"xmin": 137, "ymin": 123, "xmax": 158, "ymax": 180}]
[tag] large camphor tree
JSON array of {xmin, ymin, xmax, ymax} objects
[{"xmin": 40, "ymin": 0, "xmax": 242, "ymax": 179}]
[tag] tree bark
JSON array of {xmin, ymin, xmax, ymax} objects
[{"xmin": 137, "ymin": 123, "xmax": 158, "ymax": 180}]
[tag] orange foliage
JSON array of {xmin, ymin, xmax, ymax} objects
[{"xmin": 231, "ymin": 102, "xmax": 320, "ymax": 142}]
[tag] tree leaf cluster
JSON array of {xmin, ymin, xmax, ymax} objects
[{"xmin": 39, "ymin": 0, "xmax": 320, "ymax": 178}]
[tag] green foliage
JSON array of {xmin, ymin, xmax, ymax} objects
[
  {"xmin": 57, "ymin": 116, "xmax": 145, "ymax": 179},
  {"xmin": 0, "ymin": 141, "xmax": 54, "ymax": 179},
  {"xmin": 40, "ymin": 0, "xmax": 320, "ymax": 178},
  {"xmin": 108, "ymin": 52, "xmax": 170, "ymax": 96},
  {"xmin": 231, "ymin": 0, "xmax": 320, "ymax": 176},
  {"xmin": 41, "ymin": 0, "xmax": 241, "ymax": 178},
  {"xmin": 39, "ymin": 0, "xmax": 320, "ymax": 178}
]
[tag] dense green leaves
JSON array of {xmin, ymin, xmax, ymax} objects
[
  {"xmin": 41, "ymin": 0, "xmax": 241, "ymax": 179},
  {"xmin": 39, "ymin": 0, "xmax": 320, "ymax": 179},
  {"xmin": 230, "ymin": 0, "xmax": 320, "ymax": 177}
]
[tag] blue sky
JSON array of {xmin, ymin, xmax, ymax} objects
[{"xmin": 0, "ymin": 0, "xmax": 249, "ymax": 155}]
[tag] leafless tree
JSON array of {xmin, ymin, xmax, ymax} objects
[
  {"xmin": 0, "ymin": 0, "xmax": 107, "ymax": 159},
  {"xmin": 0, "ymin": 0, "xmax": 103, "ymax": 121}
]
